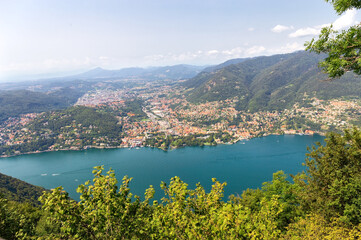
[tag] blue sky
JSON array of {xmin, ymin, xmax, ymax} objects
[{"xmin": 1, "ymin": 0, "xmax": 360, "ymax": 81}]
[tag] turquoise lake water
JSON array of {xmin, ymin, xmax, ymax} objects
[{"xmin": 0, "ymin": 134, "xmax": 324, "ymax": 200}]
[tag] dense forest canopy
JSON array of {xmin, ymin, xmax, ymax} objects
[
  {"xmin": 0, "ymin": 89, "xmax": 83, "ymax": 124},
  {"xmin": 0, "ymin": 172, "xmax": 46, "ymax": 206}
]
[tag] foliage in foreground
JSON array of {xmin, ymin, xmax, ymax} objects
[
  {"xmin": 2, "ymin": 129, "xmax": 361, "ymax": 239},
  {"xmin": 0, "ymin": 172, "xmax": 46, "ymax": 206},
  {"xmin": 306, "ymin": 0, "xmax": 361, "ymax": 78}
]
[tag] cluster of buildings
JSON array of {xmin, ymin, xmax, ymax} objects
[
  {"xmin": 120, "ymin": 92, "xmax": 361, "ymax": 145},
  {"xmin": 75, "ymin": 89, "xmax": 132, "ymax": 107},
  {"xmin": 0, "ymin": 113, "xmax": 39, "ymax": 146},
  {"xmin": 286, "ymin": 98, "xmax": 361, "ymax": 131},
  {"xmin": 2, "ymin": 83, "xmax": 361, "ymax": 154}
]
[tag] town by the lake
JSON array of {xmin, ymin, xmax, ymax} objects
[{"xmin": 1, "ymin": 81, "xmax": 360, "ymax": 157}]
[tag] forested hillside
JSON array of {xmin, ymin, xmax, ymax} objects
[
  {"xmin": 0, "ymin": 89, "xmax": 83, "ymax": 123},
  {"xmin": 185, "ymin": 51, "xmax": 361, "ymax": 112},
  {"xmin": 0, "ymin": 106, "xmax": 123, "ymax": 156},
  {"xmin": 0, "ymin": 172, "xmax": 46, "ymax": 206}
]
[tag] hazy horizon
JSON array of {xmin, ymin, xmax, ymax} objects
[
  {"xmin": 1, "ymin": 0, "xmax": 360, "ymax": 82},
  {"xmin": 0, "ymin": 50, "xmax": 301, "ymax": 83}
]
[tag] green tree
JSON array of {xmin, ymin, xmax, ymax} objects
[
  {"xmin": 39, "ymin": 166, "xmax": 154, "ymax": 239},
  {"xmin": 0, "ymin": 197, "xmax": 42, "ymax": 240},
  {"xmin": 297, "ymin": 128, "xmax": 361, "ymax": 225},
  {"xmin": 38, "ymin": 166, "xmax": 290, "ymax": 239},
  {"xmin": 285, "ymin": 213, "xmax": 361, "ymax": 239},
  {"xmin": 326, "ymin": 0, "xmax": 361, "ymax": 15},
  {"xmin": 306, "ymin": 0, "xmax": 361, "ymax": 78}
]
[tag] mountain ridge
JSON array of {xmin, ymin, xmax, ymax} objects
[
  {"xmin": 184, "ymin": 51, "xmax": 361, "ymax": 111},
  {"xmin": 0, "ymin": 172, "xmax": 46, "ymax": 205},
  {"xmin": 74, "ymin": 64, "xmax": 207, "ymax": 81}
]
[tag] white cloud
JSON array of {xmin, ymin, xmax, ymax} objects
[
  {"xmin": 144, "ymin": 45, "xmax": 269, "ymax": 66},
  {"xmin": 333, "ymin": 9, "xmax": 358, "ymax": 30},
  {"xmin": 222, "ymin": 47, "xmax": 243, "ymax": 57},
  {"xmin": 271, "ymin": 25, "xmax": 294, "ymax": 33},
  {"xmin": 248, "ymin": 27, "xmax": 255, "ymax": 32},
  {"xmin": 289, "ymin": 27, "xmax": 322, "ymax": 38},
  {"xmin": 289, "ymin": 9, "xmax": 358, "ymax": 38},
  {"xmin": 245, "ymin": 46, "xmax": 266, "ymax": 55},
  {"xmin": 206, "ymin": 50, "xmax": 219, "ymax": 56},
  {"xmin": 142, "ymin": 43, "xmax": 309, "ymax": 67},
  {"xmin": 99, "ymin": 56, "xmax": 109, "ymax": 61},
  {"xmin": 268, "ymin": 42, "xmax": 305, "ymax": 54}
]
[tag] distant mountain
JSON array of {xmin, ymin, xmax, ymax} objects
[
  {"xmin": 184, "ymin": 51, "xmax": 361, "ymax": 111},
  {"xmin": 0, "ymin": 64, "xmax": 207, "ymax": 92},
  {"xmin": 74, "ymin": 64, "xmax": 206, "ymax": 81},
  {"xmin": 0, "ymin": 172, "xmax": 46, "ymax": 205},
  {"xmin": 183, "ymin": 52, "xmax": 298, "ymax": 97},
  {"xmin": 201, "ymin": 58, "xmax": 250, "ymax": 73},
  {"xmin": 144, "ymin": 64, "xmax": 208, "ymax": 80},
  {"xmin": 74, "ymin": 67, "xmax": 146, "ymax": 79}
]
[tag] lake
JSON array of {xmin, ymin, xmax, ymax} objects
[{"xmin": 0, "ymin": 134, "xmax": 324, "ymax": 200}]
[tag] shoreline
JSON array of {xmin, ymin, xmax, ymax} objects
[{"xmin": 0, "ymin": 132, "xmax": 325, "ymax": 159}]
